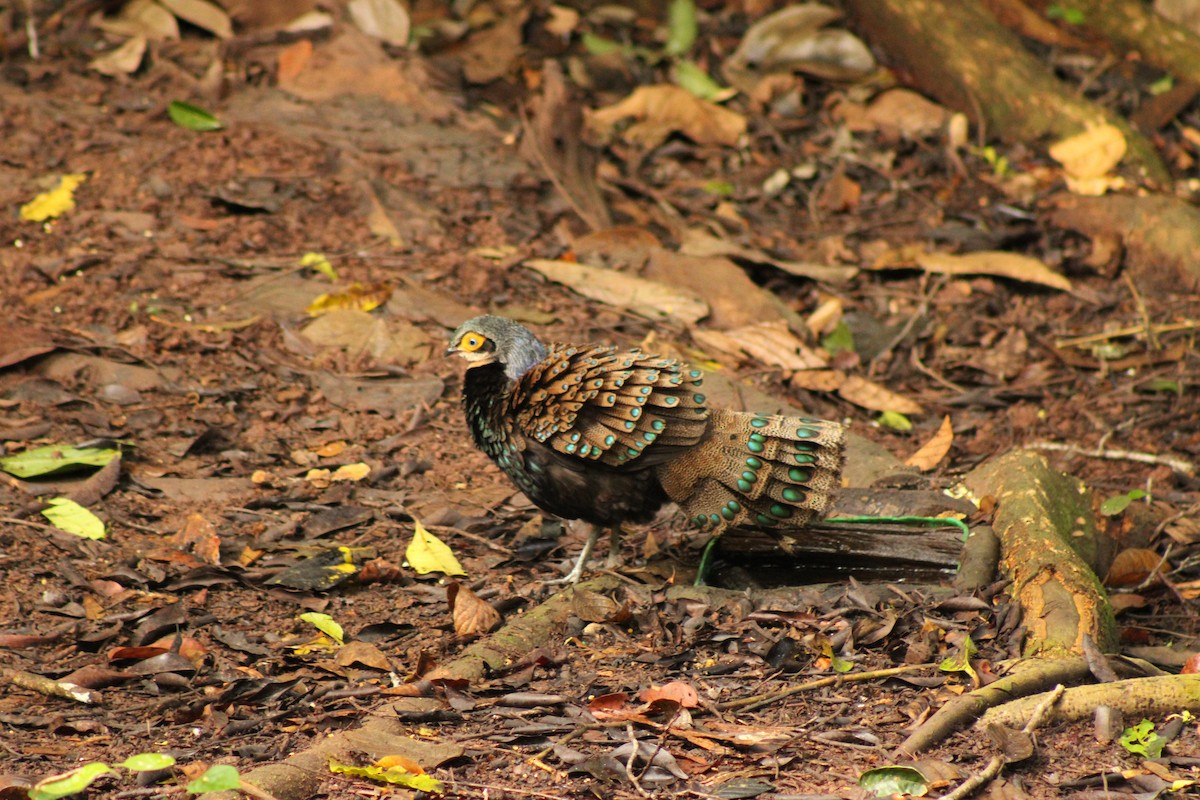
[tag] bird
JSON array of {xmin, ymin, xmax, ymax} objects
[{"xmin": 447, "ymin": 315, "xmax": 846, "ymax": 583}]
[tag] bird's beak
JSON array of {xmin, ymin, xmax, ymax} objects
[{"xmin": 445, "ymin": 345, "xmax": 459, "ymax": 358}]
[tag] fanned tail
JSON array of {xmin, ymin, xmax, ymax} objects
[{"xmin": 656, "ymin": 409, "xmax": 845, "ymax": 533}]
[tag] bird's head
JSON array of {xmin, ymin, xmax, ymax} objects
[{"xmin": 447, "ymin": 315, "xmax": 548, "ymax": 380}]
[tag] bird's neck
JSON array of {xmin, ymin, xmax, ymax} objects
[{"xmin": 462, "ymin": 361, "xmax": 513, "ymax": 452}]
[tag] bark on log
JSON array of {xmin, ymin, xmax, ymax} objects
[
  {"xmin": 964, "ymin": 450, "xmax": 1117, "ymax": 657},
  {"xmin": 1058, "ymin": 0, "xmax": 1200, "ymax": 86},
  {"xmin": 842, "ymin": 0, "xmax": 1169, "ymax": 182}
]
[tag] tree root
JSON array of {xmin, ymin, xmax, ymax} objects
[{"xmin": 897, "ymin": 657, "xmax": 1091, "ymax": 756}]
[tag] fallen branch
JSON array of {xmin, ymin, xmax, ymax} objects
[
  {"xmin": 717, "ymin": 664, "xmax": 932, "ymax": 713},
  {"xmin": 977, "ymin": 673, "xmax": 1200, "ymax": 730},
  {"xmin": 897, "ymin": 657, "xmax": 1090, "ymax": 756},
  {"xmin": 939, "ymin": 684, "xmax": 1065, "ymax": 800},
  {"xmin": 1025, "ymin": 441, "xmax": 1196, "ymax": 478}
]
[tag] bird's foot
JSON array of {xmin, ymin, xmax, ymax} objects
[
  {"xmin": 544, "ymin": 522, "xmax": 601, "ymax": 585},
  {"xmin": 603, "ymin": 525, "xmax": 622, "ymax": 569}
]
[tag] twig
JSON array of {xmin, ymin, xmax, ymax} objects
[
  {"xmin": 910, "ymin": 347, "xmax": 967, "ymax": 393},
  {"xmin": 236, "ymin": 780, "xmax": 282, "ymax": 800},
  {"xmin": 938, "ymin": 684, "xmax": 1065, "ymax": 800},
  {"xmin": 1, "ymin": 666, "xmax": 101, "ymax": 704},
  {"xmin": 624, "ymin": 723, "xmax": 649, "ymax": 798},
  {"xmin": 1024, "ymin": 441, "xmax": 1196, "ymax": 478},
  {"xmin": 717, "ymin": 664, "xmax": 931, "ymax": 712},
  {"xmin": 1055, "ymin": 319, "xmax": 1200, "ymax": 348},
  {"xmin": 1122, "ymin": 273, "xmax": 1159, "ymax": 351}
]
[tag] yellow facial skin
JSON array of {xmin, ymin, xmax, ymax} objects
[{"xmin": 450, "ymin": 330, "xmax": 496, "ymax": 365}]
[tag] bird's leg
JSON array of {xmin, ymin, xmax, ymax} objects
[
  {"xmin": 545, "ymin": 521, "xmax": 602, "ymax": 585},
  {"xmin": 604, "ymin": 525, "xmax": 622, "ymax": 569}
]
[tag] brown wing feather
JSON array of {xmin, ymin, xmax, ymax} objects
[{"xmin": 512, "ymin": 343, "xmax": 709, "ymax": 469}]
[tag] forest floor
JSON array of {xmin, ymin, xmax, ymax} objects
[{"xmin": 1, "ymin": 3, "xmax": 1199, "ymax": 799}]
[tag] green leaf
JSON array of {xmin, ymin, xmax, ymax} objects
[
  {"xmin": 30, "ymin": 763, "xmax": 114, "ymax": 800},
  {"xmin": 581, "ymin": 32, "xmax": 624, "ymax": 56},
  {"xmin": 116, "ymin": 753, "xmax": 176, "ymax": 772},
  {"xmin": 1046, "ymin": 4, "xmax": 1086, "ymax": 24},
  {"xmin": 821, "ymin": 321, "xmax": 856, "ymax": 356},
  {"xmin": 1119, "ymin": 719, "xmax": 1166, "ymax": 758},
  {"xmin": 1100, "ymin": 489, "xmax": 1148, "ymax": 516},
  {"xmin": 878, "ymin": 410, "xmax": 912, "ymax": 431},
  {"xmin": 858, "ymin": 765, "xmax": 929, "ymax": 797},
  {"xmin": 673, "ymin": 60, "xmax": 725, "ymax": 100},
  {"xmin": 939, "ymin": 635, "xmax": 979, "ymax": 684},
  {"xmin": 1139, "ymin": 379, "xmax": 1181, "ymax": 395},
  {"xmin": 663, "ymin": 0, "xmax": 697, "ymax": 56},
  {"xmin": 1149, "ymin": 76, "xmax": 1175, "ymax": 96},
  {"xmin": 168, "ymin": 100, "xmax": 223, "ymax": 132},
  {"xmin": 299, "ymin": 612, "xmax": 345, "ymax": 645},
  {"xmin": 406, "ymin": 519, "xmax": 467, "ymax": 576},
  {"xmin": 42, "ymin": 498, "xmax": 107, "ymax": 539},
  {"xmin": 702, "ymin": 180, "xmax": 734, "ymax": 197},
  {"xmin": 186, "ymin": 764, "xmax": 241, "ymax": 794},
  {"xmin": 0, "ymin": 444, "xmax": 119, "ymax": 478}
]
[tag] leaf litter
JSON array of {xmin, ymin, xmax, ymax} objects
[{"xmin": 0, "ymin": 1, "xmax": 1198, "ymax": 798}]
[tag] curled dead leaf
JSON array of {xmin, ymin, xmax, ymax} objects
[
  {"xmin": 585, "ymin": 85, "xmax": 747, "ymax": 148},
  {"xmin": 905, "ymin": 415, "xmax": 954, "ymax": 471},
  {"xmin": 1104, "ymin": 548, "xmax": 1168, "ymax": 587},
  {"xmin": 916, "ymin": 251, "xmax": 1071, "ymax": 291}
]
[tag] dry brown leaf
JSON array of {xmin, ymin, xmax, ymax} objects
[
  {"xmin": 789, "ymin": 369, "xmax": 846, "ymax": 392},
  {"xmin": 158, "ymin": 0, "xmax": 232, "ymax": 38},
  {"xmin": 171, "ymin": 513, "xmax": 221, "ymax": 565},
  {"xmin": 585, "ymin": 85, "xmax": 747, "ymax": 149},
  {"xmin": 916, "ymin": 251, "xmax": 1072, "ymax": 291},
  {"xmin": 905, "ymin": 415, "xmax": 954, "ymax": 471},
  {"xmin": 1104, "ymin": 548, "xmax": 1168, "ymax": 587},
  {"xmin": 447, "ymin": 583, "xmax": 501, "ymax": 637},
  {"xmin": 334, "ymin": 640, "xmax": 392, "ymax": 670},
  {"xmin": 805, "ymin": 296, "xmax": 844, "ymax": 337},
  {"xmin": 525, "ymin": 259, "xmax": 708, "ymax": 324},
  {"xmin": 857, "ymin": 89, "xmax": 950, "ymax": 139},
  {"xmin": 692, "ymin": 320, "xmax": 827, "ymax": 371},
  {"xmin": 838, "ymin": 375, "xmax": 924, "ymax": 414},
  {"xmin": 88, "ymin": 36, "xmax": 147, "ymax": 75},
  {"xmin": 639, "ymin": 681, "xmax": 699, "ymax": 708},
  {"xmin": 679, "ymin": 228, "xmax": 858, "ymax": 283},
  {"xmin": 95, "ymin": 0, "xmax": 180, "ymax": 40},
  {"xmin": 277, "ymin": 39, "xmax": 313, "ymax": 83}
]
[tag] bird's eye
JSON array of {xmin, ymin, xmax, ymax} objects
[{"xmin": 460, "ymin": 332, "xmax": 488, "ymax": 352}]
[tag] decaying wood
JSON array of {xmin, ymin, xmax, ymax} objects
[{"xmin": 841, "ymin": 0, "xmax": 1168, "ymax": 181}]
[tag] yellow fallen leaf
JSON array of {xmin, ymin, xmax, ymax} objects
[
  {"xmin": 1049, "ymin": 124, "xmax": 1126, "ymax": 180},
  {"xmin": 307, "ymin": 282, "xmax": 393, "ymax": 316},
  {"xmin": 905, "ymin": 415, "xmax": 954, "ymax": 471},
  {"xmin": 406, "ymin": 520, "xmax": 466, "ymax": 577},
  {"xmin": 41, "ymin": 497, "xmax": 106, "ymax": 539},
  {"xmin": 21, "ymin": 174, "xmax": 88, "ymax": 222},
  {"xmin": 300, "ymin": 251, "xmax": 337, "ymax": 281},
  {"xmin": 331, "ymin": 462, "xmax": 371, "ymax": 482}
]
